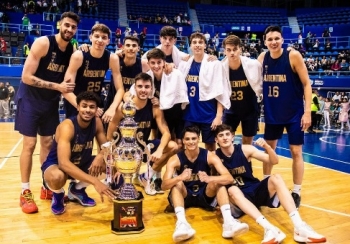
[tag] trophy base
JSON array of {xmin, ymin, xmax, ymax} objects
[{"xmin": 111, "ymin": 191, "xmax": 145, "ymax": 235}]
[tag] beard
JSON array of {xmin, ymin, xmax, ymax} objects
[{"xmin": 60, "ymin": 30, "xmax": 73, "ymax": 42}]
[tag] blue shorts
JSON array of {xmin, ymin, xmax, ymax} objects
[
  {"xmin": 15, "ymin": 98, "xmax": 59, "ymax": 137},
  {"xmin": 264, "ymin": 122, "xmax": 304, "ymax": 145},
  {"xmin": 41, "ymin": 156, "xmax": 96, "ymax": 178},
  {"xmin": 240, "ymin": 177, "xmax": 280, "ymax": 209},
  {"xmin": 167, "ymin": 185, "xmax": 216, "ymax": 211},
  {"xmin": 163, "ymin": 104, "xmax": 184, "ymax": 139},
  {"xmin": 184, "ymin": 121, "xmax": 215, "ymax": 144},
  {"xmin": 223, "ymin": 112, "xmax": 258, "ymax": 137}
]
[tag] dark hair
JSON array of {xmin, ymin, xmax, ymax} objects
[
  {"xmin": 264, "ymin": 25, "xmax": 282, "ymax": 36},
  {"xmin": 181, "ymin": 125, "xmax": 200, "ymax": 139},
  {"xmin": 222, "ymin": 34, "xmax": 242, "ymax": 48},
  {"xmin": 214, "ymin": 124, "xmax": 233, "ymax": 137},
  {"xmin": 60, "ymin": 11, "xmax": 80, "ymax": 24},
  {"xmin": 123, "ymin": 36, "xmax": 140, "ymax": 45},
  {"xmin": 91, "ymin": 23, "xmax": 111, "ymax": 37},
  {"xmin": 134, "ymin": 72, "xmax": 153, "ymax": 85},
  {"xmin": 159, "ymin": 26, "xmax": 177, "ymax": 38},
  {"xmin": 76, "ymin": 91, "xmax": 100, "ymax": 105},
  {"xmin": 189, "ymin": 32, "xmax": 207, "ymax": 45},
  {"xmin": 146, "ymin": 48, "xmax": 166, "ymax": 61}
]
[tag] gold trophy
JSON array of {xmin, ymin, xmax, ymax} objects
[{"xmin": 105, "ymin": 100, "xmax": 146, "ymax": 234}]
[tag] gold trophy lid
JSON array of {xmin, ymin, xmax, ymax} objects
[{"xmin": 122, "ymin": 100, "xmax": 136, "ymax": 117}]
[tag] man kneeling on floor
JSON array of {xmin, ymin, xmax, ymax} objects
[
  {"xmin": 161, "ymin": 125, "xmax": 248, "ymax": 242},
  {"xmin": 42, "ymin": 91, "xmax": 116, "ymax": 215}
]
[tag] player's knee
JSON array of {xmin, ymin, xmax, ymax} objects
[
  {"xmin": 40, "ymin": 137, "xmax": 53, "ymax": 150},
  {"xmin": 45, "ymin": 169, "xmax": 66, "ymax": 189},
  {"xmin": 228, "ymin": 186, "xmax": 241, "ymax": 200},
  {"xmin": 269, "ymin": 173, "xmax": 284, "ymax": 185}
]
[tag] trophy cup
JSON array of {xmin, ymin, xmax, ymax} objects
[{"xmin": 105, "ymin": 100, "xmax": 146, "ymax": 234}]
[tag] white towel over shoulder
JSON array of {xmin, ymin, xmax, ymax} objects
[
  {"xmin": 222, "ymin": 56, "xmax": 263, "ymax": 97},
  {"xmin": 129, "ymin": 69, "xmax": 189, "ymax": 110},
  {"xmin": 178, "ymin": 53, "xmax": 231, "ymax": 109},
  {"xmin": 142, "ymin": 45, "xmax": 188, "ymax": 67}
]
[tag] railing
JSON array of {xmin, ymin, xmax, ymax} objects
[
  {"xmin": 0, "ymin": 56, "xmax": 27, "ymax": 66},
  {"xmin": 309, "ymin": 70, "xmax": 350, "ymax": 78},
  {"xmin": 1, "ymin": 23, "xmax": 54, "ymax": 36}
]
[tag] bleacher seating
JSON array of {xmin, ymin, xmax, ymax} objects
[{"xmin": 296, "ymin": 8, "xmax": 350, "ymax": 26}]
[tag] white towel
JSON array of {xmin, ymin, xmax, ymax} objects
[
  {"xmin": 129, "ymin": 70, "xmax": 189, "ymax": 110},
  {"xmin": 222, "ymin": 56, "xmax": 263, "ymax": 97},
  {"xmin": 142, "ymin": 45, "xmax": 188, "ymax": 67},
  {"xmin": 178, "ymin": 53, "xmax": 231, "ymax": 109}
]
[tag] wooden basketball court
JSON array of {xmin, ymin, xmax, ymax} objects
[{"xmin": 0, "ymin": 122, "xmax": 349, "ymax": 243}]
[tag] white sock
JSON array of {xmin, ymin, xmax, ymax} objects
[
  {"xmin": 263, "ymin": 175, "xmax": 270, "ymax": 179},
  {"xmin": 21, "ymin": 182, "xmax": 30, "ymax": 193},
  {"xmin": 220, "ymin": 204, "xmax": 234, "ymax": 225},
  {"xmin": 289, "ymin": 210, "xmax": 303, "ymax": 227},
  {"xmin": 155, "ymin": 171, "xmax": 161, "ymax": 179},
  {"xmin": 75, "ymin": 181, "xmax": 90, "ymax": 190},
  {"xmin": 174, "ymin": 206, "xmax": 187, "ymax": 223},
  {"xmin": 52, "ymin": 188, "xmax": 64, "ymax": 194},
  {"xmin": 256, "ymin": 215, "xmax": 273, "ymax": 230},
  {"xmin": 292, "ymin": 184, "xmax": 301, "ymax": 195},
  {"xmin": 146, "ymin": 164, "xmax": 156, "ymax": 180}
]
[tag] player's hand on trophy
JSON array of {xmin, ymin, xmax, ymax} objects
[
  {"xmin": 93, "ymin": 179, "xmax": 117, "ymax": 202},
  {"xmin": 198, "ymin": 171, "xmax": 210, "ymax": 183},
  {"xmin": 180, "ymin": 168, "xmax": 192, "ymax": 181},
  {"xmin": 102, "ymin": 107, "xmax": 115, "ymax": 123}
]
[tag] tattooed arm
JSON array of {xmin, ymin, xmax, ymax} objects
[{"xmin": 21, "ymin": 36, "xmax": 75, "ymax": 93}]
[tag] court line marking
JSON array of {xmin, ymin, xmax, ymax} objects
[
  {"xmin": 276, "ymin": 146, "xmax": 350, "ymax": 166},
  {"xmin": 302, "ymin": 204, "xmax": 350, "ymax": 218},
  {"xmin": 319, "ymin": 136, "xmax": 350, "ymax": 147},
  {"xmin": 0, "ymin": 137, "xmax": 23, "ymax": 169}
]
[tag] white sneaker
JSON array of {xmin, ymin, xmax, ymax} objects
[
  {"xmin": 222, "ymin": 219, "xmax": 249, "ymax": 238},
  {"xmin": 138, "ymin": 173, "xmax": 156, "ymax": 196},
  {"xmin": 262, "ymin": 226, "xmax": 286, "ymax": 244},
  {"xmin": 294, "ymin": 222, "xmax": 326, "ymax": 243},
  {"xmin": 172, "ymin": 221, "xmax": 196, "ymax": 242}
]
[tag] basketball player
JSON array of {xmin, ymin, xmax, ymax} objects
[
  {"xmin": 16, "ymin": 12, "xmax": 80, "ymax": 214},
  {"xmin": 214, "ymin": 124, "xmax": 326, "ymax": 243},
  {"xmin": 161, "ymin": 125, "xmax": 248, "ymax": 242},
  {"xmin": 42, "ymin": 91, "xmax": 116, "ymax": 215},
  {"xmin": 257, "ymin": 25, "xmax": 312, "ymax": 208},
  {"xmin": 222, "ymin": 35, "xmax": 262, "ymax": 144},
  {"xmin": 107, "ymin": 72, "xmax": 177, "ymax": 195},
  {"xmin": 104, "ymin": 36, "xmax": 149, "ymax": 111},
  {"xmin": 178, "ymin": 32, "xmax": 231, "ymax": 151},
  {"xmin": 63, "ymin": 23, "xmax": 124, "ymax": 122}
]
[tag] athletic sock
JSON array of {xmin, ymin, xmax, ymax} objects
[
  {"xmin": 220, "ymin": 204, "xmax": 234, "ymax": 225},
  {"xmin": 263, "ymin": 175, "xmax": 270, "ymax": 179},
  {"xmin": 155, "ymin": 171, "xmax": 161, "ymax": 179},
  {"xmin": 174, "ymin": 206, "xmax": 187, "ymax": 223},
  {"xmin": 52, "ymin": 188, "xmax": 64, "ymax": 194},
  {"xmin": 292, "ymin": 184, "xmax": 301, "ymax": 195},
  {"xmin": 256, "ymin": 215, "xmax": 273, "ymax": 230},
  {"xmin": 75, "ymin": 181, "xmax": 89, "ymax": 190},
  {"xmin": 289, "ymin": 210, "xmax": 303, "ymax": 227},
  {"xmin": 21, "ymin": 182, "xmax": 30, "ymax": 194}
]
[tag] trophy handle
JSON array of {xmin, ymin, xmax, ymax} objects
[
  {"xmin": 136, "ymin": 132, "xmax": 154, "ymax": 163},
  {"xmin": 112, "ymin": 130, "xmax": 121, "ymax": 148}
]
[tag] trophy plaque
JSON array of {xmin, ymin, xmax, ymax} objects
[{"xmin": 104, "ymin": 100, "xmax": 146, "ymax": 234}]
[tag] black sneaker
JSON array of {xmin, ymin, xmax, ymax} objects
[
  {"xmin": 291, "ymin": 192, "xmax": 301, "ymax": 209},
  {"xmin": 154, "ymin": 178, "xmax": 164, "ymax": 194}
]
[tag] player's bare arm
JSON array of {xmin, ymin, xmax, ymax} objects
[
  {"xmin": 205, "ymin": 152, "xmax": 234, "ymax": 185},
  {"xmin": 103, "ymin": 53, "xmax": 125, "ymax": 123},
  {"xmin": 62, "ymin": 51, "xmax": 84, "ymax": 108},
  {"xmin": 21, "ymin": 36, "xmax": 75, "ymax": 93},
  {"xmin": 243, "ymin": 138, "xmax": 279, "ymax": 165},
  {"xmin": 161, "ymin": 154, "xmax": 189, "ymax": 191},
  {"xmin": 290, "ymin": 50, "xmax": 312, "ymax": 130}
]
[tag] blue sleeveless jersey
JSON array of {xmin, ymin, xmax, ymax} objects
[
  {"xmin": 105, "ymin": 57, "xmax": 142, "ymax": 110},
  {"xmin": 65, "ymin": 50, "xmax": 110, "ymax": 117},
  {"xmin": 17, "ymin": 35, "xmax": 73, "ymax": 102},
  {"xmin": 216, "ymin": 144, "xmax": 259, "ymax": 189},
  {"xmin": 183, "ymin": 61, "xmax": 216, "ymax": 123},
  {"xmin": 45, "ymin": 116, "xmax": 96, "ymax": 169},
  {"xmin": 227, "ymin": 65, "xmax": 258, "ymax": 116},
  {"xmin": 165, "ymin": 54, "xmax": 173, "ymax": 64},
  {"xmin": 133, "ymin": 99, "xmax": 153, "ymax": 142},
  {"xmin": 262, "ymin": 49, "xmax": 304, "ymax": 124},
  {"xmin": 176, "ymin": 148, "xmax": 211, "ymax": 194}
]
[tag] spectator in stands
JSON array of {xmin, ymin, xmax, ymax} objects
[
  {"xmin": 321, "ymin": 56, "xmax": 327, "ymax": 69},
  {"xmin": 297, "ymin": 32, "xmax": 303, "ymax": 47},
  {"xmin": 340, "ymin": 59, "xmax": 349, "ymax": 71},
  {"xmin": 204, "ymin": 31, "xmax": 211, "ymax": 43},
  {"xmin": 115, "ymin": 27, "xmax": 121, "ymax": 44},
  {"xmin": 305, "ymin": 31, "xmax": 312, "ymax": 49},
  {"xmin": 322, "ymin": 28, "xmax": 331, "ymax": 39},
  {"xmin": 306, "ymin": 55, "xmax": 314, "ymax": 63},
  {"xmin": 132, "ymin": 30, "xmax": 138, "ymax": 38},
  {"xmin": 340, "ymin": 92, "xmax": 348, "ymax": 100},
  {"xmin": 298, "ymin": 45, "xmax": 306, "ymax": 57},
  {"xmin": 77, "ymin": 0, "xmax": 82, "ymax": 14},
  {"xmin": 312, "ymin": 39, "xmax": 320, "ymax": 51},
  {"xmin": 314, "ymin": 57, "xmax": 321, "ymax": 70},
  {"xmin": 139, "ymin": 31, "xmax": 146, "ymax": 49},
  {"xmin": 339, "ymin": 98, "xmax": 350, "ymax": 130},
  {"xmin": 331, "ymin": 60, "xmax": 341, "ymax": 72},
  {"xmin": 22, "ymin": 14, "xmax": 30, "ymax": 32},
  {"xmin": 332, "ymin": 91, "xmax": 341, "ymax": 102},
  {"xmin": 124, "ymin": 27, "xmax": 131, "ymax": 37},
  {"xmin": 325, "ymin": 39, "xmax": 332, "ymax": 51},
  {"xmin": 0, "ymin": 81, "xmax": 9, "ymax": 119},
  {"xmin": 23, "ymin": 42, "xmax": 30, "ymax": 57},
  {"xmin": 92, "ymin": 0, "xmax": 98, "ymax": 15},
  {"xmin": 0, "ymin": 37, "xmax": 6, "ymax": 63}
]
